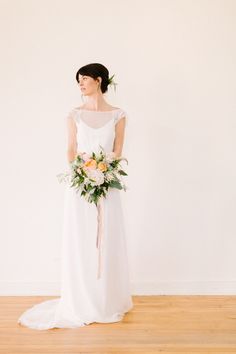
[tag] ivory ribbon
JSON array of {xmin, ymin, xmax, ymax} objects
[{"xmin": 96, "ymin": 197, "xmax": 104, "ymax": 279}]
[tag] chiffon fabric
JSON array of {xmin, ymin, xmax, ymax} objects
[{"xmin": 17, "ymin": 107, "xmax": 133, "ymax": 330}]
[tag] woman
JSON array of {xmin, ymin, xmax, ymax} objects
[{"xmin": 17, "ymin": 63, "xmax": 133, "ymax": 330}]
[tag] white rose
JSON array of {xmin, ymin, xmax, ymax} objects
[
  {"xmin": 105, "ymin": 151, "xmax": 116, "ymax": 163},
  {"xmin": 87, "ymin": 169, "xmax": 104, "ymax": 186}
]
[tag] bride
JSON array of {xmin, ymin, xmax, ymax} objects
[{"xmin": 17, "ymin": 62, "xmax": 133, "ymax": 330}]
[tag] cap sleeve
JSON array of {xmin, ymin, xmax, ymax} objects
[
  {"xmin": 66, "ymin": 107, "xmax": 80, "ymax": 124},
  {"xmin": 114, "ymin": 109, "xmax": 128, "ymax": 126}
]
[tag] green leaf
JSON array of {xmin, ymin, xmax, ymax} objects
[
  {"xmin": 109, "ymin": 180, "xmax": 123, "ymax": 189},
  {"xmin": 118, "ymin": 169, "xmax": 128, "ymax": 176}
]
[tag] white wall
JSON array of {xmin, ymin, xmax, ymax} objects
[{"xmin": 0, "ymin": 0, "xmax": 236, "ymax": 295}]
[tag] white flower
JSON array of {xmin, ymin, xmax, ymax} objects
[
  {"xmin": 105, "ymin": 172, "xmax": 115, "ymax": 182},
  {"xmin": 83, "ymin": 177, "xmax": 90, "ymax": 185},
  {"xmin": 82, "ymin": 153, "xmax": 91, "ymax": 162},
  {"xmin": 105, "ymin": 151, "xmax": 116, "ymax": 163},
  {"xmin": 87, "ymin": 169, "xmax": 104, "ymax": 186}
]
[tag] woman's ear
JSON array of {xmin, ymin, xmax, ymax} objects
[{"xmin": 96, "ymin": 76, "xmax": 102, "ymax": 85}]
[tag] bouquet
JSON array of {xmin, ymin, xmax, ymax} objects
[{"xmin": 57, "ymin": 145, "xmax": 128, "ymax": 206}]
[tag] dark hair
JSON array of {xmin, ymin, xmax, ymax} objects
[{"xmin": 76, "ymin": 63, "xmax": 110, "ymax": 94}]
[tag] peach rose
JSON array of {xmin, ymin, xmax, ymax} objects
[
  {"xmin": 97, "ymin": 162, "xmax": 108, "ymax": 172},
  {"xmin": 84, "ymin": 159, "xmax": 97, "ymax": 169}
]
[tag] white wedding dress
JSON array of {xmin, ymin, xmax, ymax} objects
[{"xmin": 17, "ymin": 107, "xmax": 133, "ymax": 330}]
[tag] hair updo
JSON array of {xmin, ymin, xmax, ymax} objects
[{"xmin": 76, "ymin": 63, "xmax": 112, "ymax": 94}]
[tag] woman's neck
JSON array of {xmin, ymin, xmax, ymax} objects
[{"xmin": 82, "ymin": 93, "xmax": 111, "ymax": 111}]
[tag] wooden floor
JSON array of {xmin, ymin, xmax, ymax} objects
[{"xmin": 1, "ymin": 295, "xmax": 236, "ymax": 353}]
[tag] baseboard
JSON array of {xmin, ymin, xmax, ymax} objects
[{"xmin": 1, "ymin": 280, "xmax": 236, "ymax": 296}]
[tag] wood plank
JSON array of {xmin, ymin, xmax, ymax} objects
[{"xmin": 0, "ymin": 296, "xmax": 236, "ymax": 353}]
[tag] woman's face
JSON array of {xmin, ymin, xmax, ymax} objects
[{"xmin": 78, "ymin": 74, "xmax": 101, "ymax": 95}]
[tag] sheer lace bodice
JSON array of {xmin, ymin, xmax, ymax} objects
[{"xmin": 66, "ymin": 107, "xmax": 128, "ymax": 155}]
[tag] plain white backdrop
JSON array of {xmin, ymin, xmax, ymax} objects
[{"xmin": 0, "ymin": 0, "xmax": 235, "ymax": 295}]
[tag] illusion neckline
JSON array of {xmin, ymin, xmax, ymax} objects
[
  {"xmin": 79, "ymin": 118, "xmax": 115, "ymax": 130},
  {"xmin": 77, "ymin": 107, "xmax": 121, "ymax": 113}
]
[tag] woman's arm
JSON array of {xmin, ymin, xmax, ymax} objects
[
  {"xmin": 112, "ymin": 116, "xmax": 126, "ymax": 158},
  {"xmin": 67, "ymin": 112, "xmax": 78, "ymax": 164}
]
